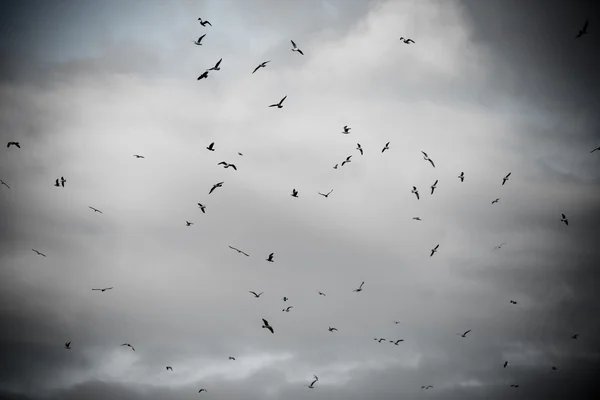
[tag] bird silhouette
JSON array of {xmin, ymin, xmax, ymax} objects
[
  {"xmin": 218, "ymin": 161, "xmax": 237, "ymax": 170},
  {"xmin": 576, "ymin": 20, "xmax": 589, "ymax": 38},
  {"xmin": 60, "ymin": 176, "xmax": 66, "ymax": 187},
  {"xmin": 377, "ymin": 338, "xmax": 386, "ymax": 343},
  {"xmin": 0, "ymin": 180, "xmax": 9, "ymax": 189},
  {"xmin": 197, "ymin": 70, "xmax": 209, "ymax": 80},
  {"xmin": 591, "ymin": 146, "xmax": 600, "ymax": 153},
  {"xmin": 392, "ymin": 339, "xmax": 404, "ymax": 345},
  {"xmin": 166, "ymin": 366, "xmax": 173, "ymax": 371},
  {"xmin": 283, "ymin": 297, "xmax": 288, "ymax": 302},
  {"xmin": 421, "ymin": 151, "xmax": 435, "ymax": 167},
  {"xmin": 92, "ymin": 287, "xmax": 113, "ymax": 292},
  {"xmin": 197, "ymin": 17, "xmax": 212, "ymax": 26},
  {"xmin": 229, "ymin": 357, "xmax": 235, "ymax": 360},
  {"xmin": 328, "ymin": 327, "xmax": 338, "ymax": 332},
  {"xmin": 261, "ymin": 318, "xmax": 274, "ymax": 334},
  {"xmin": 6, "ymin": 142, "xmax": 20, "ymax": 148},
  {"xmin": 458, "ymin": 329, "xmax": 472, "ymax": 338},
  {"xmin": 209, "ymin": 182, "xmax": 224, "ymax": 194},
  {"xmin": 249, "ymin": 291, "xmax": 263, "ymax": 298},
  {"xmin": 54, "ymin": 179, "xmax": 60, "ymax": 187},
  {"xmin": 411, "ymin": 186, "xmax": 420, "ymax": 200},
  {"xmin": 307, "ymin": 375, "xmax": 318, "ymax": 389},
  {"xmin": 290, "ymin": 40, "xmax": 304, "ymax": 55},
  {"xmin": 421, "ymin": 385, "xmax": 433, "ymax": 389},
  {"xmin": 186, "ymin": 221, "xmax": 193, "ymax": 226},
  {"xmin": 266, "ymin": 253, "xmax": 274, "ymax": 262},
  {"xmin": 561, "ymin": 213, "xmax": 569, "ymax": 226},
  {"xmin": 318, "ymin": 189, "xmax": 333, "ymax": 198},
  {"xmin": 430, "ymin": 244, "xmax": 439, "ymax": 257},
  {"xmin": 291, "ymin": 189, "xmax": 299, "ymax": 198},
  {"xmin": 342, "ymin": 125, "xmax": 351, "ymax": 134},
  {"xmin": 572, "ymin": 333, "xmax": 579, "ymax": 339},
  {"xmin": 208, "ymin": 58, "xmax": 222, "ymax": 71},
  {"xmin": 503, "ymin": 361, "xmax": 509, "ymax": 368},
  {"xmin": 64, "ymin": 341, "xmax": 71, "ymax": 350},
  {"xmin": 120, "ymin": 343, "xmax": 135, "ymax": 351},
  {"xmin": 198, "ymin": 388, "xmax": 208, "ymax": 393},
  {"xmin": 282, "ymin": 306, "xmax": 293, "ymax": 312},
  {"xmin": 318, "ymin": 291, "xmax": 326, "ymax": 296},
  {"xmin": 413, "ymin": 217, "xmax": 422, "ymax": 221},
  {"xmin": 252, "ymin": 61, "xmax": 270, "ymax": 74},
  {"xmin": 491, "ymin": 198, "xmax": 500, "ymax": 204},
  {"xmin": 193, "ymin": 34, "xmax": 206, "ymax": 45},
  {"xmin": 353, "ymin": 281, "xmax": 365, "ymax": 292},
  {"xmin": 356, "ymin": 143, "xmax": 363, "ymax": 155},
  {"xmin": 502, "ymin": 172, "xmax": 511, "ymax": 185},
  {"xmin": 393, "ymin": 321, "xmax": 401, "ymax": 324},
  {"xmin": 88, "ymin": 206, "xmax": 103, "ymax": 213},
  {"xmin": 509, "ymin": 300, "xmax": 517, "ymax": 305},
  {"xmin": 458, "ymin": 172, "xmax": 465, "ymax": 182},
  {"xmin": 229, "ymin": 246, "xmax": 249, "ymax": 256},
  {"xmin": 133, "ymin": 154, "xmax": 145, "ymax": 158},
  {"xmin": 32, "ymin": 249, "xmax": 46, "ymax": 257},
  {"xmin": 198, "ymin": 203, "xmax": 206, "ymax": 213},
  {"xmin": 269, "ymin": 96, "xmax": 287, "ymax": 108},
  {"xmin": 510, "ymin": 384, "xmax": 519, "ymax": 388},
  {"xmin": 430, "ymin": 180, "xmax": 438, "ymax": 195},
  {"xmin": 333, "ymin": 164, "xmax": 338, "ymax": 169},
  {"xmin": 493, "ymin": 242, "xmax": 506, "ymax": 250},
  {"xmin": 206, "ymin": 142, "xmax": 215, "ymax": 151},
  {"xmin": 382, "ymin": 142, "xmax": 390, "ymax": 153},
  {"xmin": 341, "ymin": 155, "xmax": 352, "ymax": 166},
  {"xmin": 552, "ymin": 366, "xmax": 558, "ymax": 371}
]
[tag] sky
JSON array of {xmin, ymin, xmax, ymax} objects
[{"xmin": 0, "ymin": 0, "xmax": 599, "ymax": 399}]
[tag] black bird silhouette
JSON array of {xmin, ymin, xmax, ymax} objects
[
  {"xmin": 218, "ymin": 161, "xmax": 237, "ymax": 170},
  {"xmin": 198, "ymin": 388, "xmax": 208, "ymax": 393},
  {"xmin": 7, "ymin": 142, "xmax": 20, "ymax": 148},
  {"xmin": 318, "ymin": 189, "xmax": 333, "ymax": 198},
  {"xmin": 503, "ymin": 361, "xmax": 509, "ymax": 368},
  {"xmin": 266, "ymin": 253, "xmax": 274, "ymax": 262},
  {"xmin": 382, "ymin": 142, "xmax": 390, "ymax": 153},
  {"xmin": 249, "ymin": 291, "xmax": 263, "ymax": 298},
  {"xmin": 229, "ymin": 357, "xmax": 235, "ymax": 360},
  {"xmin": 576, "ymin": 20, "xmax": 589, "ymax": 38},
  {"xmin": 198, "ymin": 203, "xmax": 206, "ymax": 213},
  {"xmin": 341, "ymin": 155, "xmax": 352, "ymax": 166},
  {"xmin": 458, "ymin": 329, "xmax": 471, "ymax": 338},
  {"xmin": 342, "ymin": 125, "xmax": 351, "ymax": 134},
  {"xmin": 318, "ymin": 291, "xmax": 326, "ymax": 296},
  {"xmin": 591, "ymin": 146, "xmax": 600, "ymax": 153},
  {"xmin": 32, "ymin": 249, "xmax": 46, "ymax": 257},
  {"xmin": 430, "ymin": 180, "xmax": 438, "ymax": 195},
  {"xmin": 572, "ymin": 333, "xmax": 579, "ymax": 339},
  {"xmin": 552, "ymin": 366, "xmax": 558, "ymax": 371},
  {"xmin": 229, "ymin": 246, "xmax": 249, "ymax": 257},
  {"xmin": 509, "ymin": 300, "xmax": 517, "ymax": 305},
  {"xmin": 121, "ymin": 343, "xmax": 135, "ymax": 351},
  {"xmin": 356, "ymin": 143, "xmax": 363, "ymax": 155},
  {"xmin": 492, "ymin": 198, "xmax": 500, "ymax": 204},
  {"xmin": 60, "ymin": 176, "xmax": 66, "ymax": 187},
  {"xmin": 422, "ymin": 385, "xmax": 433, "ymax": 389},
  {"xmin": 198, "ymin": 18, "xmax": 212, "ymax": 27},
  {"xmin": 208, "ymin": 58, "xmax": 222, "ymax": 71},
  {"xmin": 262, "ymin": 318, "xmax": 274, "ymax": 334},
  {"xmin": 377, "ymin": 338, "xmax": 386, "ymax": 343},
  {"xmin": 493, "ymin": 242, "xmax": 506, "ymax": 250},
  {"xmin": 510, "ymin": 384, "xmax": 519, "ymax": 388},
  {"xmin": 353, "ymin": 281, "xmax": 365, "ymax": 292},
  {"xmin": 269, "ymin": 95, "xmax": 287, "ymax": 108},
  {"xmin": 89, "ymin": 206, "xmax": 102, "ymax": 213},
  {"xmin": 502, "ymin": 172, "xmax": 511, "ymax": 185},
  {"xmin": 253, "ymin": 61, "xmax": 270, "ymax": 74},
  {"xmin": 166, "ymin": 366, "xmax": 173, "ymax": 371},
  {"xmin": 92, "ymin": 287, "xmax": 113, "ymax": 292},
  {"xmin": 209, "ymin": 182, "xmax": 224, "ymax": 194},
  {"xmin": 307, "ymin": 375, "xmax": 318, "ymax": 389},
  {"xmin": 206, "ymin": 142, "xmax": 215, "ymax": 151},
  {"xmin": 133, "ymin": 154, "xmax": 145, "ymax": 158},
  {"xmin": 458, "ymin": 172, "xmax": 464, "ymax": 182},
  {"xmin": 411, "ymin": 186, "xmax": 419, "ymax": 200},
  {"xmin": 186, "ymin": 221, "xmax": 193, "ymax": 226},
  {"xmin": 290, "ymin": 40, "xmax": 304, "ymax": 55},
  {"xmin": 54, "ymin": 179, "xmax": 60, "ymax": 187},
  {"xmin": 392, "ymin": 339, "xmax": 404, "ymax": 345},
  {"xmin": 291, "ymin": 189, "xmax": 299, "ymax": 198},
  {"xmin": 64, "ymin": 341, "xmax": 71, "ymax": 349},
  {"xmin": 399, "ymin": 37, "xmax": 415, "ymax": 44},
  {"xmin": 197, "ymin": 70, "xmax": 209, "ymax": 80},
  {"xmin": 421, "ymin": 151, "xmax": 435, "ymax": 167},
  {"xmin": 238, "ymin": 152, "xmax": 243, "ymax": 156},
  {"xmin": 561, "ymin": 213, "xmax": 569, "ymax": 226},
  {"xmin": 0, "ymin": 180, "xmax": 9, "ymax": 189},
  {"xmin": 328, "ymin": 327, "xmax": 338, "ymax": 332},
  {"xmin": 282, "ymin": 306, "xmax": 293, "ymax": 312},
  {"xmin": 193, "ymin": 34, "xmax": 206, "ymax": 45},
  {"xmin": 283, "ymin": 297, "xmax": 288, "ymax": 302},
  {"xmin": 413, "ymin": 217, "xmax": 422, "ymax": 221},
  {"xmin": 430, "ymin": 244, "xmax": 439, "ymax": 257},
  {"xmin": 333, "ymin": 164, "xmax": 338, "ymax": 169}
]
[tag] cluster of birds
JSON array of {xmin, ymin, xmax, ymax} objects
[{"xmin": 1, "ymin": 13, "xmax": 597, "ymax": 398}]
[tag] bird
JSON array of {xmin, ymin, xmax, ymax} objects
[
  {"xmin": 266, "ymin": 253, "xmax": 274, "ymax": 262},
  {"xmin": 252, "ymin": 61, "xmax": 270, "ymax": 74},
  {"xmin": 269, "ymin": 95, "xmax": 287, "ymax": 108},
  {"xmin": 0, "ymin": 180, "xmax": 9, "ymax": 189},
  {"xmin": 430, "ymin": 180, "xmax": 438, "ymax": 195},
  {"xmin": 430, "ymin": 244, "xmax": 439, "ymax": 257},
  {"xmin": 290, "ymin": 40, "xmax": 304, "ymax": 55},
  {"xmin": 318, "ymin": 189, "xmax": 333, "ymax": 198},
  {"xmin": 458, "ymin": 172, "xmax": 464, "ymax": 182},
  {"xmin": 492, "ymin": 198, "xmax": 500, "ymax": 204},
  {"xmin": 120, "ymin": 343, "xmax": 135, "ymax": 351},
  {"xmin": 6, "ymin": 142, "xmax": 20, "ymax": 148},
  {"xmin": 31, "ymin": 249, "xmax": 46, "ymax": 257},
  {"xmin": 333, "ymin": 164, "xmax": 338, "ymax": 169},
  {"xmin": 392, "ymin": 339, "xmax": 404, "ymax": 345},
  {"xmin": 166, "ymin": 366, "xmax": 173, "ymax": 371},
  {"xmin": 209, "ymin": 182, "xmax": 224, "ymax": 194},
  {"xmin": 413, "ymin": 217, "xmax": 422, "ymax": 221},
  {"xmin": 229, "ymin": 357, "xmax": 235, "ymax": 360},
  {"xmin": 54, "ymin": 179, "xmax": 60, "ymax": 187},
  {"xmin": 197, "ymin": 17, "xmax": 212, "ymax": 27},
  {"xmin": 283, "ymin": 297, "xmax": 288, "ymax": 302},
  {"xmin": 504, "ymin": 361, "xmax": 509, "ymax": 368},
  {"xmin": 282, "ymin": 306, "xmax": 293, "ymax": 312},
  {"xmin": 193, "ymin": 34, "xmax": 206, "ymax": 45},
  {"xmin": 399, "ymin": 37, "xmax": 415, "ymax": 44},
  {"xmin": 561, "ymin": 213, "xmax": 569, "ymax": 226},
  {"xmin": 228, "ymin": 246, "xmax": 249, "ymax": 257},
  {"xmin": 291, "ymin": 189, "xmax": 299, "ymax": 198},
  {"xmin": 307, "ymin": 375, "xmax": 318, "ymax": 389},
  {"xmin": 238, "ymin": 152, "xmax": 243, "ymax": 156},
  {"xmin": 60, "ymin": 176, "xmax": 66, "ymax": 187},
  {"xmin": 382, "ymin": 142, "xmax": 390, "ymax": 153},
  {"xmin": 64, "ymin": 341, "xmax": 71, "ymax": 350},
  {"xmin": 197, "ymin": 70, "xmax": 209, "ymax": 81},
  {"xmin": 393, "ymin": 321, "xmax": 401, "ymax": 324},
  {"xmin": 198, "ymin": 203, "xmax": 206, "ymax": 213},
  {"xmin": 356, "ymin": 143, "xmax": 363, "ymax": 155},
  {"xmin": 421, "ymin": 151, "xmax": 435, "ymax": 167},
  {"xmin": 591, "ymin": 146, "xmax": 600, "ymax": 153},
  {"xmin": 377, "ymin": 338, "xmax": 386, "ymax": 343},
  {"xmin": 493, "ymin": 242, "xmax": 506, "ymax": 250},
  {"xmin": 133, "ymin": 154, "xmax": 144, "ymax": 158},
  {"xmin": 502, "ymin": 172, "xmax": 511, "ymax": 185},
  {"xmin": 572, "ymin": 333, "xmax": 579, "ymax": 339},
  {"xmin": 186, "ymin": 221, "xmax": 193, "ymax": 226},
  {"xmin": 341, "ymin": 155, "xmax": 352, "ymax": 166},
  {"xmin": 198, "ymin": 388, "xmax": 208, "ymax": 393},
  {"xmin": 328, "ymin": 327, "xmax": 338, "ymax": 332},
  {"xmin": 318, "ymin": 291, "xmax": 326, "ymax": 296},
  {"xmin": 422, "ymin": 385, "xmax": 433, "ymax": 389},
  {"xmin": 218, "ymin": 161, "xmax": 237, "ymax": 170},
  {"xmin": 342, "ymin": 125, "xmax": 351, "ymax": 134},
  {"xmin": 249, "ymin": 291, "xmax": 263, "ymax": 298},
  {"xmin": 509, "ymin": 300, "xmax": 517, "ymax": 305},
  {"xmin": 261, "ymin": 318, "xmax": 274, "ymax": 334},
  {"xmin": 89, "ymin": 206, "xmax": 102, "ymax": 213},
  {"xmin": 576, "ymin": 20, "xmax": 589, "ymax": 38},
  {"xmin": 208, "ymin": 58, "xmax": 222, "ymax": 71},
  {"xmin": 458, "ymin": 329, "xmax": 472, "ymax": 338},
  {"xmin": 206, "ymin": 142, "xmax": 215, "ymax": 151},
  {"xmin": 411, "ymin": 186, "xmax": 420, "ymax": 200},
  {"xmin": 510, "ymin": 384, "xmax": 519, "ymax": 388},
  {"xmin": 353, "ymin": 281, "xmax": 365, "ymax": 292},
  {"xmin": 92, "ymin": 287, "xmax": 113, "ymax": 292},
  {"xmin": 552, "ymin": 366, "xmax": 558, "ymax": 371}
]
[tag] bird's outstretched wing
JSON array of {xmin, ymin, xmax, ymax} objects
[
  {"xmin": 291, "ymin": 40, "xmax": 296, "ymax": 48},
  {"xmin": 297, "ymin": 49, "xmax": 304, "ymax": 55},
  {"xmin": 249, "ymin": 291, "xmax": 258, "ymax": 296}
]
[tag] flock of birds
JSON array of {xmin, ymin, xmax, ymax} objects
[{"xmin": 0, "ymin": 12, "xmax": 597, "ymax": 398}]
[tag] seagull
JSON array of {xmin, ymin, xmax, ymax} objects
[
  {"xmin": 458, "ymin": 172, "xmax": 464, "ymax": 182},
  {"xmin": 198, "ymin": 18, "xmax": 212, "ymax": 27},
  {"xmin": 166, "ymin": 366, "xmax": 173, "ymax": 371},
  {"xmin": 430, "ymin": 180, "xmax": 438, "ymax": 195},
  {"xmin": 377, "ymin": 338, "xmax": 386, "ymax": 343},
  {"xmin": 198, "ymin": 388, "xmax": 208, "ymax": 393},
  {"xmin": 197, "ymin": 70, "xmax": 209, "ymax": 80},
  {"xmin": 266, "ymin": 253, "xmax": 274, "ymax": 262},
  {"xmin": 291, "ymin": 189, "xmax": 299, "ymax": 197},
  {"xmin": 413, "ymin": 217, "xmax": 422, "ymax": 221},
  {"xmin": 561, "ymin": 213, "xmax": 569, "ymax": 226},
  {"xmin": 382, "ymin": 142, "xmax": 390, "ymax": 153},
  {"xmin": 252, "ymin": 61, "xmax": 270, "ymax": 74},
  {"xmin": 0, "ymin": 180, "xmax": 9, "ymax": 189},
  {"xmin": 356, "ymin": 143, "xmax": 363, "ymax": 155},
  {"xmin": 209, "ymin": 182, "xmax": 224, "ymax": 194},
  {"xmin": 54, "ymin": 179, "xmax": 60, "ymax": 187},
  {"xmin": 399, "ymin": 37, "xmax": 415, "ymax": 44},
  {"xmin": 342, "ymin": 125, "xmax": 351, "ymax": 134},
  {"xmin": 341, "ymin": 155, "xmax": 352, "ymax": 166},
  {"xmin": 60, "ymin": 176, "xmax": 66, "ymax": 187},
  {"xmin": 186, "ymin": 221, "xmax": 193, "ymax": 226},
  {"xmin": 229, "ymin": 357, "xmax": 235, "ymax": 360},
  {"xmin": 206, "ymin": 142, "xmax": 215, "ymax": 151},
  {"xmin": 576, "ymin": 20, "xmax": 589, "ymax": 38},
  {"xmin": 572, "ymin": 333, "xmax": 579, "ymax": 339},
  {"xmin": 502, "ymin": 172, "xmax": 511, "ymax": 185},
  {"xmin": 193, "ymin": 34, "xmax": 206, "ymax": 45},
  {"xmin": 228, "ymin": 246, "xmax": 249, "ymax": 257},
  {"xmin": 392, "ymin": 339, "xmax": 405, "ymax": 345},
  {"xmin": 458, "ymin": 329, "xmax": 472, "ymax": 338},
  {"xmin": 133, "ymin": 155, "xmax": 145, "ymax": 158},
  {"xmin": 411, "ymin": 186, "xmax": 420, "ymax": 200},
  {"xmin": 318, "ymin": 291, "xmax": 326, "ymax": 296},
  {"xmin": 591, "ymin": 146, "xmax": 600, "ymax": 153},
  {"xmin": 217, "ymin": 161, "xmax": 237, "ymax": 170},
  {"xmin": 64, "ymin": 341, "xmax": 71, "ymax": 350},
  {"xmin": 249, "ymin": 291, "xmax": 263, "ymax": 298},
  {"xmin": 333, "ymin": 164, "xmax": 338, "ymax": 169},
  {"xmin": 120, "ymin": 343, "xmax": 135, "ymax": 351},
  {"xmin": 504, "ymin": 361, "xmax": 509, "ymax": 368},
  {"xmin": 422, "ymin": 385, "xmax": 433, "ymax": 389},
  {"xmin": 290, "ymin": 40, "xmax": 304, "ymax": 55},
  {"xmin": 282, "ymin": 306, "xmax": 293, "ymax": 312},
  {"xmin": 261, "ymin": 318, "xmax": 274, "ymax": 334},
  {"xmin": 307, "ymin": 375, "xmax": 318, "ymax": 389},
  {"xmin": 198, "ymin": 203, "xmax": 206, "ymax": 213},
  {"xmin": 493, "ymin": 242, "xmax": 506, "ymax": 250},
  {"xmin": 32, "ymin": 249, "xmax": 46, "ymax": 257},
  {"xmin": 6, "ymin": 142, "xmax": 20, "ymax": 148},
  {"xmin": 352, "ymin": 281, "xmax": 365, "ymax": 292},
  {"xmin": 92, "ymin": 287, "xmax": 113, "ymax": 292},
  {"xmin": 421, "ymin": 151, "xmax": 435, "ymax": 167},
  {"xmin": 318, "ymin": 189, "xmax": 333, "ymax": 198},
  {"xmin": 283, "ymin": 297, "xmax": 288, "ymax": 302},
  {"xmin": 328, "ymin": 327, "xmax": 338, "ymax": 332},
  {"xmin": 492, "ymin": 198, "xmax": 500, "ymax": 204},
  {"xmin": 510, "ymin": 300, "xmax": 517, "ymax": 305},
  {"xmin": 269, "ymin": 95, "xmax": 287, "ymax": 108},
  {"xmin": 430, "ymin": 244, "xmax": 439, "ymax": 257},
  {"xmin": 208, "ymin": 58, "xmax": 222, "ymax": 71},
  {"xmin": 88, "ymin": 206, "xmax": 102, "ymax": 213}
]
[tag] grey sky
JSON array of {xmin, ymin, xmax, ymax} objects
[{"xmin": 0, "ymin": 0, "xmax": 599, "ymax": 399}]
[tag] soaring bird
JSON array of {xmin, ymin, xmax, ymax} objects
[
  {"xmin": 493, "ymin": 242, "xmax": 506, "ymax": 250},
  {"xmin": 318, "ymin": 189, "xmax": 333, "ymax": 198},
  {"xmin": 89, "ymin": 206, "xmax": 102, "ymax": 213},
  {"xmin": 64, "ymin": 341, "xmax": 71, "ymax": 350},
  {"xmin": 430, "ymin": 180, "xmax": 438, "ymax": 195},
  {"xmin": 377, "ymin": 338, "xmax": 386, "ymax": 343},
  {"xmin": 269, "ymin": 95, "xmax": 287, "ymax": 108},
  {"xmin": 198, "ymin": 203, "xmax": 206, "ymax": 213},
  {"xmin": 218, "ymin": 161, "xmax": 237, "ymax": 170},
  {"xmin": 503, "ymin": 361, "xmax": 509, "ymax": 368},
  {"xmin": 552, "ymin": 366, "xmax": 558, "ymax": 371},
  {"xmin": 291, "ymin": 189, "xmax": 299, "ymax": 197},
  {"xmin": 572, "ymin": 333, "xmax": 579, "ymax": 339},
  {"xmin": 32, "ymin": 249, "xmax": 46, "ymax": 257},
  {"xmin": 166, "ymin": 366, "xmax": 173, "ymax": 371},
  {"xmin": 342, "ymin": 125, "xmax": 351, "ymax": 134},
  {"xmin": 0, "ymin": 180, "xmax": 9, "ymax": 189},
  {"xmin": 510, "ymin": 384, "xmax": 519, "ymax": 388},
  {"xmin": 121, "ymin": 343, "xmax": 135, "ymax": 351},
  {"xmin": 399, "ymin": 37, "xmax": 415, "ymax": 44},
  {"xmin": 282, "ymin": 306, "xmax": 293, "ymax": 312},
  {"xmin": 458, "ymin": 172, "xmax": 464, "ymax": 182},
  {"xmin": 208, "ymin": 58, "xmax": 222, "ymax": 71},
  {"xmin": 193, "ymin": 34, "xmax": 206, "ymax": 45},
  {"xmin": 318, "ymin": 291, "xmax": 326, "ymax": 296},
  {"xmin": 561, "ymin": 213, "xmax": 569, "ymax": 226},
  {"xmin": 591, "ymin": 146, "xmax": 600, "ymax": 153},
  {"xmin": 261, "ymin": 318, "xmax": 274, "ymax": 334},
  {"xmin": 458, "ymin": 329, "xmax": 471, "ymax": 338},
  {"xmin": 283, "ymin": 297, "xmax": 288, "ymax": 302},
  {"xmin": 206, "ymin": 142, "xmax": 215, "ymax": 151},
  {"xmin": 198, "ymin": 388, "xmax": 208, "ymax": 393},
  {"xmin": 133, "ymin": 154, "xmax": 144, "ymax": 158},
  {"xmin": 92, "ymin": 287, "xmax": 113, "ymax": 292},
  {"xmin": 197, "ymin": 70, "xmax": 209, "ymax": 80},
  {"xmin": 392, "ymin": 339, "xmax": 404, "ymax": 345},
  {"xmin": 509, "ymin": 300, "xmax": 517, "ymax": 305},
  {"xmin": 382, "ymin": 142, "xmax": 390, "ymax": 153},
  {"xmin": 228, "ymin": 246, "xmax": 249, "ymax": 257},
  {"xmin": 422, "ymin": 385, "xmax": 433, "ymax": 389},
  {"xmin": 252, "ymin": 61, "xmax": 270, "ymax": 74},
  {"xmin": 6, "ymin": 142, "xmax": 20, "ymax": 148},
  {"xmin": 290, "ymin": 40, "xmax": 304, "ymax": 55},
  {"xmin": 413, "ymin": 217, "xmax": 422, "ymax": 221},
  {"xmin": 307, "ymin": 375, "xmax": 318, "ymax": 389},
  {"xmin": 333, "ymin": 164, "xmax": 338, "ymax": 169},
  {"xmin": 576, "ymin": 20, "xmax": 589, "ymax": 38},
  {"xmin": 341, "ymin": 155, "xmax": 352, "ymax": 166},
  {"xmin": 229, "ymin": 357, "xmax": 235, "ymax": 360},
  {"xmin": 186, "ymin": 221, "xmax": 193, "ymax": 226},
  {"xmin": 249, "ymin": 291, "xmax": 263, "ymax": 298},
  {"xmin": 430, "ymin": 244, "xmax": 439, "ymax": 257},
  {"xmin": 421, "ymin": 151, "xmax": 435, "ymax": 167},
  {"xmin": 328, "ymin": 327, "xmax": 338, "ymax": 332},
  {"xmin": 411, "ymin": 186, "xmax": 419, "ymax": 200},
  {"xmin": 492, "ymin": 198, "xmax": 500, "ymax": 204},
  {"xmin": 60, "ymin": 176, "xmax": 66, "ymax": 187},
  {"xmin": 353, "ymin": 281, "xmax": 365, "ymax": 292},
  {"xmin": 209, "ymin": 182, "xmax": 224, "ymax": 194},
  {"xmin": 266, "ymin": 253, "xmax": 274, "ymax": 262},
  {"xmin": 502, "ymin": 172, "xmax": 511, "ymax": 185},
  {"xmin": 198, "ymin": 17, "xmax": 212, "ymax": 26},
  {"xmin": 54, "ymin": 179, "xmax": 60, "ymax": 187},
  {"xmin": 356, "ymin": 143, "xmax": 363, "ymax": 155}
]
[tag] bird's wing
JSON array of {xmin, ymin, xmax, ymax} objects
[
  {"xmin": 268, "ymin": 326, "xmax": 274, "ymax": 333},
  {"xmin": 416, "ymin": 193, "xmax": 419, "ymax": 199},
  {"xmin": 215, "ymin": 58, "xmax": 222, "ymax": 67},
  {"xmin": 583, "ymin": 20, "xmax": 589, "ymax": 30},
  {"xmin": 230, "ymin": 164, "xmax": 237, "ymax": 170},
  {"xmin": 298, "ymin": 49, "xmax": 304, "ymax": 55},
  {"xmin": 249, "ymin": 291, "xmax": 258, "ymax": 296},
  {"xmin": 199, "ymin": 34, "xmax": 206, "ymax": 40},
  {"xmin": 280, "ymin": 95, "xmax": 287, "ymax": 103},
  {"xmin": 258, "ymin": 292, "xmax": 264, "ymax": 296},
  {"xmin": 429, "ymin": 159, "xmax": 435, "ymax": 167},
  {"xmin": 359, "ymin": 281, "xmax": 364, "ymax": 289},
  {"xmin": 218, "ymin": 161, "xmax": 227, "ymax": 165},
  {"xmin": 421, "ymin": 151, "xmax": 427, "ymax": 156},
  {"xmin": 291, "ymin": 40, "xmax": 296, "ymax": 48},
  {"xmin": 252, "ymin": 65, "xmax": 260, "ymax": 74},
  {"xmin": 434, "ymin": 180, "xmax": 438, "ymax": 185},
  {"xmin": 269, "ymin": 253, "xmax": 274, "ymax": 257},
  {"xmin": 464, "ymin": 329, "xmax": 471, "ymax": 335}
]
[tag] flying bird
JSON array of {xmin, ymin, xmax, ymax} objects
[
  {"xmin": 492, "ymin": 198, "xmax": 500, "ymax": 204},
  {"xmin": 458, "ymin": 329, "xmax": 472, "ymax": 338},
  {"xmin": 198, "ymin": 203, "xmax": 206, "ymax": 213},
  {"xmin": 197, "ymin": 70, "xmax": 209, "ymax": 80},
  {"xmin": 392, "ymin": 339, "xmax": 405, "ymax": 345},
  {"xmin": 218, "ymin": 161, "xmax": 237, "ymax": 170},
  {"xmin": 198, "ymin": 388, "xmax": 208, "ymax": 393},
  {"xmin": 328, "ymin": 327, "xmax": 338, "ymax": 332},
  {"xmin": 510, "ymin": 384, "xmax": 519, "ymax": 388},
  {"xmin": 333, "ymin": 164, "xmax": 338, "ymax": 169},
  {"xmin": 266, "ymin": 253, "xmax": 274, "ymax": 262},
  {"xmin": 430, "ymin": 180, "xmax": 438, "ymax": 195},
  {"xmin": 6, "ymin": 142, "xmax": 20, "ymax": 148},
  {"xmin": 422, "ymin": 385, "xmax": 433, "ymax": 389},
  {"xmin": 0, "ymin": 180, "xmax": 9, "ymax": 189},
  {"xmin": 120, "ymin": 343, "xmax": 135, "ymax": 351},
  {"xmin": 411, "ymin": 186, "xmax": 420, "ymax": 200},
  {"xmin": 356, "ymin": 143, "xmax": 363, "ymax": 155},
  {"xmin": 238, "ymin": 152, "xmax": 243, "ymax": 156},
  {"xmin": 186, "ymin": 221, "xmax": 194, "ymax": 226},
  {"xmin": 229, "ymin": 357, "xmax": 235, "ymax": 360},
  {"xmin": 166, "ymin": 366, "xmax": 173, "ymax": 371},
  {"xmin": 283, "ymin": 297, "xmax": 288, "ymax": 302},
  {"xmin": 576, "ymin": 20, "xmax": 589, "ymax": 38},
  {"xmin": 291, "ymin": 189, "xmax": 298, "ymax": 197},
  {"xmin": 252, "ymin": 60, "xmax": 270, "ymax": 74},
  {"xmin": 561, "ymin": 213, "xmax": 569, "ymax": 225},
  {"xmin": 318, "ymin": 291, "xmax": 326, "ymax": 296},
  {"xmin": 382, "ymin": 142, "xmax": 390, "ymax": 153},
  {"xmin": 318, "ymin": 189, "xmax": 333, "ymax": 198},
  {"xmin": 89, "ymin": 206, "xmax": 102, "ymax": 213},
  {"xmin": 502, "ymin": 172, "xmax": 511, "ymax": 185},
  {"xmin": 307, "ymin": 375, "xmax": 319, "ymax": 389},
  {"xmin": 342, "ymin": 125, "xmax": 351, "ymax": 134},
  {"xmin": 493, "ymin": 242, "xmax": 506, "ymax": 250},
  {"xmin": 413, "ymin": 217, "xmax": 422, "ymax": 221},
  {"xmin": 206, "ymin": 142, "xmax": 215, "ymax": 151},
  {"xmin": 352, "ymin": 281, "xmax": 365, "ymax": 292},
  {"xmin": 430, "ymin": 244, "xmax": 439, "ymax": 257},
  {"xmin": 509, "ymin": 300, "xmax": 517, "ymax": 305},
  {"xmin": 209, "ymin": 182, "xmax": 224, "ymax": 194},
  {"xmin": 377, "ymin": 338, "xmax": 386, "ymax": 343},
  {"xmin": 261, "ymin": 318, "xmax": 274, "ymax": 334},
  {"xmin": 421, "ymin": 151, "xmax": 435, "ymax": 167},
  {"xmin": 31, "ymin": 249, "xmax": 46, "ymax": 257},
  {"xmin": 341, "ymin": 155, "xmax": 352, "ymax": 166},
  {"xmin": 193, "ymin": 34, "xmax": 206, "ymax": 45},
  {"xmin": 572, "ymin": 333, "xmax": 579, "ymax": 339},
  {"xmin": 504, "ymin": 361, "xmax": 509, "ymax": 368},
  {"xmin": 54, "ymin": 179, "xmax": 60, "ymax": 187},
  {"xmin": 282, "ymin": 306, "xmax": 293, "ymax": 312},
  {"xmin": 92, "ymin": 287, "xmax": 113, "ymax": 292},
  {"xmin": 269, "ymin": 95, "xmax": 287, "ymax": 108},
  {"xmin": 208, "ymin": 58, "xmax": 222, "ymax": 71},
  {"xmin": 133, "ymin": 154, "xmax": 145, "ymax": 158},
  {"xmin": 458, "ymin": 172, "xmax": 464, "ymax": 182},
  {"xmin": 591, "ymin": 146, "xmax": 600, "ymax": 153},
  {"xmin": 197, "ymin": 17, "xmax": 212, "ymax": 27},
  {"xmin": 552, "ymin": 366, "xmax": 558, "ymax": 371},
  {"xmin": 229, "ymin": 246, "xmax": 249, "ymax": 257},
  {"xmin": 64, "ymin": 341, "xmax": 71, "ymax": 350},
  {"xmin": 60, "ymin": 176, "xmax": 66, "ymax": 187},
  {"xmin": 290, "ymin": 40, "xmax": 304, "ymax": 55},
  {"xmin": 399, "ymin": 37, "xmax": 415, "ymax": 44},
  {"xmin": 249, "ymin": 291, "xmax": 263, "ymax": 298},
  {"xmin": 393, "ymin": 321, "xmax": 401, "ymax": 324}
]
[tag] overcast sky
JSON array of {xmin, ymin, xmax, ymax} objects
[{"xmin": 1, "ymin": 0, "xmax": 599, "ymax": 399}]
